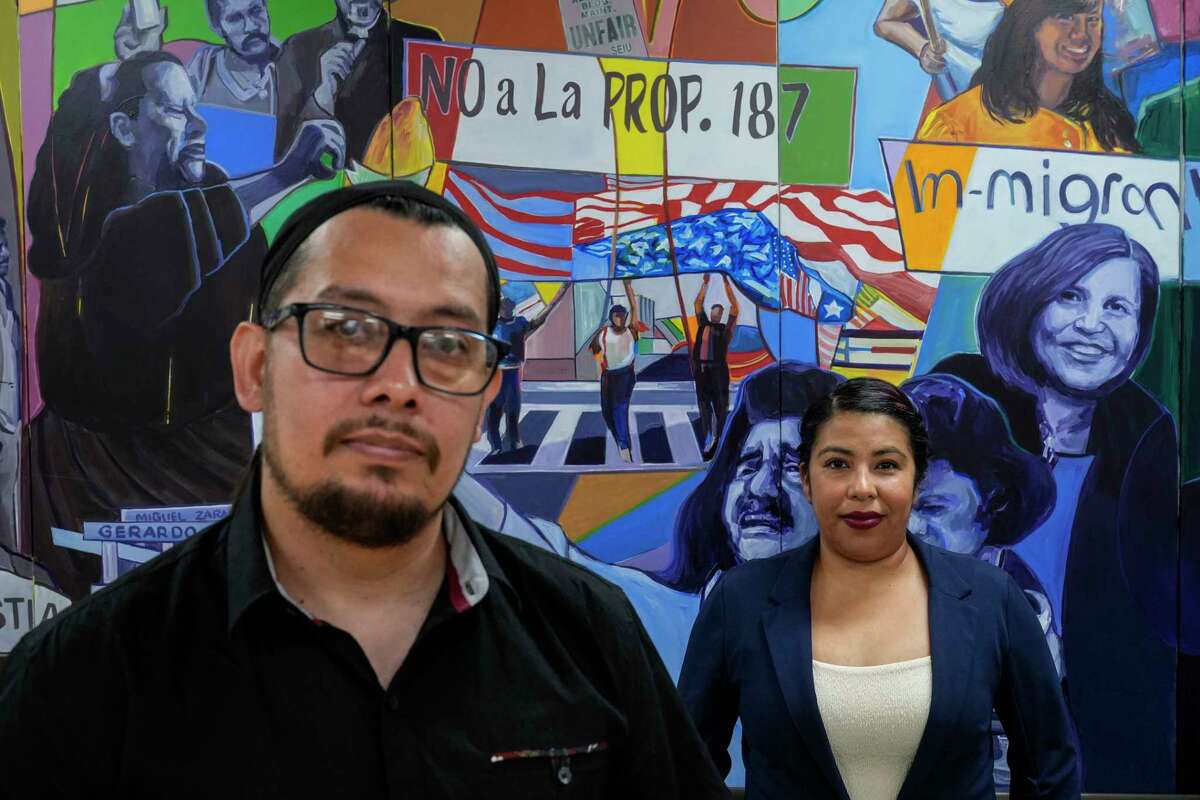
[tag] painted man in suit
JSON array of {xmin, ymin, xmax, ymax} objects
[{"xmin": 274, "ymin": 0, "xmax": 442, "ymax": 164}]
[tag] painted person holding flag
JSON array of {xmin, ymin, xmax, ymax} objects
[
  {"xmin": 692, "ymin": 273, "xmax": 739, "ymax": 460},
  {"xmin": 486, "ymin": 284, "xmax": 569, "ymax": 455},
  {"xmin": 590, "ymin": 278, "xmax": 646, "ymax": 463}
]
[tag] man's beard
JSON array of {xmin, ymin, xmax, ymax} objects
[{"xmin": 261, "ymin": 412, "xmax": 445, "ymax": 549}]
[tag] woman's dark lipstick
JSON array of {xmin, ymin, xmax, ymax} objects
[{"xmin": 841, "ymin": 512, "xmax": 883, "ymax": 530}]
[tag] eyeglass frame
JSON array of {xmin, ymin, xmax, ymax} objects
[{"xmin": 261, "ymin": 302, "xmax": 510, "ymax": 397}]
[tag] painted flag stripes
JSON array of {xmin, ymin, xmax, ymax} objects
[
  {"xmin": 443, "ymin": 168, "xmax": 576, "ymax": 280},
  {"xmin": 832, "ymin": 329, "xmax": 923, "ymax": 371}
]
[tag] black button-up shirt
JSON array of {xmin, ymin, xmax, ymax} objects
[{"xmin": 0, "ymin": 483, "xmax": 728, "ymax": 799}]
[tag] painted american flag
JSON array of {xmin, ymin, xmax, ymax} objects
[
  {"xmin": 574, "ymin": 179, "xmax": 937, "ymax": 372},
  {"xmin": 442, "ymin": 169, "xmax": 576, "ymax": 280}
]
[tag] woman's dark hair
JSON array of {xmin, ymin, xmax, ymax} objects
[
  {"xmin": 902, "ymin": 374, "xmax": 1055, "ymax": 546},
  {"xmin": 653, "ymin": 362, "xmax": 844, "ymax": 593},
  {"xmin": 799, "ymin": 377, "xmax": 929, "ymax": 486},
  {"xmin": 977, "ymin": 223, "xmax": 1158, "ymax": 398},
  {"xmin": 970, "ymin": 0, "xmax": 1140, "ymax": 152}
]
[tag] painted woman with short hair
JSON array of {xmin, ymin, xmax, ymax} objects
[
  {"xmin": 679, "ymin": 377, "xmax": 1079, "ymax": 798},
  {"xmin": 934, "ymin": 223, "xmax": 1181, "ymax": 790},
  {"xmin": 918, "ymin": 0, "xmax": 1139, "ymax": 152},
  {"xmin": 903, "ymin": 372, "xmax": 1068, "ymax": 789}
]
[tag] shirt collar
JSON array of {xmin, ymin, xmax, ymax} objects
[
  {"xmin": 226, "ymin": 462, "xmax": 517, "ymax": 632},
  {"xmin": 214, "ymin": 48, "xmax": 277, "ymax": 103},
  {"xmin": 336, "ymin": 9, "xmax": 385, "ymax": 40}
]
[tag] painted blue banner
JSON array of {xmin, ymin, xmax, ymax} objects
[{"xmin": 83, "ymin": 522, "xmax": 206, "ymax": 543}]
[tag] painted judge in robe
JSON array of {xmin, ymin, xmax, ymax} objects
[{"xmin": 26, "ymin": 52, "xmax": 344, "ymax": 597}]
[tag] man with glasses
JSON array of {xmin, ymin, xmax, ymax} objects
[{"xmin": 0, "ymin": 182, "xmax": 730, "ymax": 799}]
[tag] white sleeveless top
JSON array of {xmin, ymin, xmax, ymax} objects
[
  {"xmin": 812, "ymin": 656, "xmax": 932, "ymax": 800},
  {"xmin": 601, "ymin": 326, "xmax": 636, "ymax": 370}
]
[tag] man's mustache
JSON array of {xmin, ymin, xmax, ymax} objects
[
  {"xmin": 323, "ymin": 414, "xmax": 441, "ymax": 471},
  {"xmin": 735, "ymin": 494, "xmax": 794, "ymax": 533}
]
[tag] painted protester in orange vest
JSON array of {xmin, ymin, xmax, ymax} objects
[
  {"xmin": 918, "ymin": 0, "xmax": 1139, "ymax": 153},
  {"xmin": 589, "ymin": 278, "xmax": 647, "ymax": 463}
]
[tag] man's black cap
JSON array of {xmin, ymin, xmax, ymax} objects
[{"xmin": 257, "ymin": 180, "xmax": 502, "ymax": 329}]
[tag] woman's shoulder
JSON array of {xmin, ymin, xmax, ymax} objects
[
  {"xmin": 713, "ymin": 546, "xmax": 809, "ymax": 604},
  {"xmin": 918, "ymin": 86, "xmax": 985, "ymax": 140},
  {"xmin": 929, "ymin": 351, "xmax": 987, "ymax": 376},
  {"xmin": 925, "ymin": 353, "xmax": 1010, "ymax": 398},
  {"xmin": 1104, "ymin": 377, "xmax": 1170, "ymax": 418},
  {"xmin": 918, "ymin": 538, "xmax": 1015, "ymax": 603}
]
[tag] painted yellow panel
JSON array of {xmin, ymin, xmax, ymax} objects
[
  {"xmin": 18, "ymin": 0, "xmax": 52, "ymax": 15},
  {"xmin": 889, "ymin": 141, "xmax": 978, "ymax": 272},
  {"xmin": 597, "ymin": 56, "xmax": 668, "ymax": 178},
  {"xmin": 559, "ymin": 471, "xmax": 694, "ymax": 541}
]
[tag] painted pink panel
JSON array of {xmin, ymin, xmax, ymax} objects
[
  {"xmin": 1150, "ymin": 0, "xmax": 1200, "ymax": 42},
  {"xmin": 19, "ymin": 10, "xmax": 53, "ymax": 419}
]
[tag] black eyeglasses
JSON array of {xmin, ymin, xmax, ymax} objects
[{"xmin": 262, "ymin": 303, "xmax": 509, "ymax": 396}]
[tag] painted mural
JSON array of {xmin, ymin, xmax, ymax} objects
[{"xmin": 0, "ymin": 0, "xmax": 1195, "ymax": 792}]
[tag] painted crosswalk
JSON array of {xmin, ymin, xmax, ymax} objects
[{"xmin": 469, "ymin": 403, "xmax": 708, "ymax": 473}]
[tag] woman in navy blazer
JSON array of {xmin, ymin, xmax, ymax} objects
[{"xmin": 679, "ymin": 378, "xmax": 1079, "ymax": 799}]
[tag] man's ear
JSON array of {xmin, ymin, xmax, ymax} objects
[
  {"xmin": 109, "ymin": 111, "xmax": 137, "ymax": 148},
  {"xmin": 473, "ymin": 368, "xmax": 503, "ymax": 443},
  {"xmin": 230, "ymin": 321, "xmax": 269, "ymax": 413},
  {"xmin": 799, "ymin": 462, "xmax": 813, "ymax": 503}
]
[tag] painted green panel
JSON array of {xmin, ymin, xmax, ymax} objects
[
  {"xmin": 52, "ymin": 0, "xmax": 333, "ymax": 106},
  {"xmin": 777, "ymin": 65, "xmax": 855, "ymax": 186}
]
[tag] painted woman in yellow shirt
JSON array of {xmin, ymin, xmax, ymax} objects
[{"xmin": 918, "ymin": 0, "xmax": 1139, "ymax": 153}]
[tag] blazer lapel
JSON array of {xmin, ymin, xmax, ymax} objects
[
  {"xmin": 898, "ymin": 536, "xmax": 978, "ymax": 799},
  {"xmin": 762, "ymin": 541, "xmax": 852, "ymax": 800}
]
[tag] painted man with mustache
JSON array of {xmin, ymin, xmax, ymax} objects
[
  {"xmin": 655, "ymin": 362, "xmax": 843, "ymax": 597},
  {"xmin": 188, "ymin": 0, "xmax": 278, "ymax": 116},
  {"xmin": 25, "ymin": 51, "xmax": 345, "ymax": 598}
]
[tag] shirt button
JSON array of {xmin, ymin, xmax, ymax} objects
[{"xmin": 387, "ymin": 695, "xmax": 400, "ymax": 712}]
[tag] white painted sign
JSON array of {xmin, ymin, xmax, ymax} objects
[
  {"xmin": 0, "ymin": 571, "xmax": 70, "ymax": 654},
  {"xmin": 408, "ymin": 42, "xmax": 783, "ymax": 181}
]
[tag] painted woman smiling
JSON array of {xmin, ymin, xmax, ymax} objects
[
  {"xmin": 934, "ymin": 223, "xmax": 1180, "ymax": 789},
  {"xmin": 918, "ymin": 0, "xmax": 1139, "ymax": 152}
]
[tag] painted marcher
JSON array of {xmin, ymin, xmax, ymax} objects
[
  {"xmin": 486, "ymin": 284, "xmax": 568, "ymax": 455},
  {"xmin": 590, "ymin": 277, "xmax": 645, "ymax": 463},
  {"xmin": 692, "ymin": 273, "xmax": 740, "ymax": 460}
]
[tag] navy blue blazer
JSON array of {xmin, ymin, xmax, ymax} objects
[{"xmin": 678, "ymin": 534, "xmax": 1080, "ymax": 799}]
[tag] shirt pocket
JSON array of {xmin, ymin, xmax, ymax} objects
[{"xmin": 487, "ymin": 741, "xmax": 611, "ymax": 799}]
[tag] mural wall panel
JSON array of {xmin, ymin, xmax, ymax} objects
[{"xmin": 0, "ymin": 0, "xmax": 1194, "ymax": 792}]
